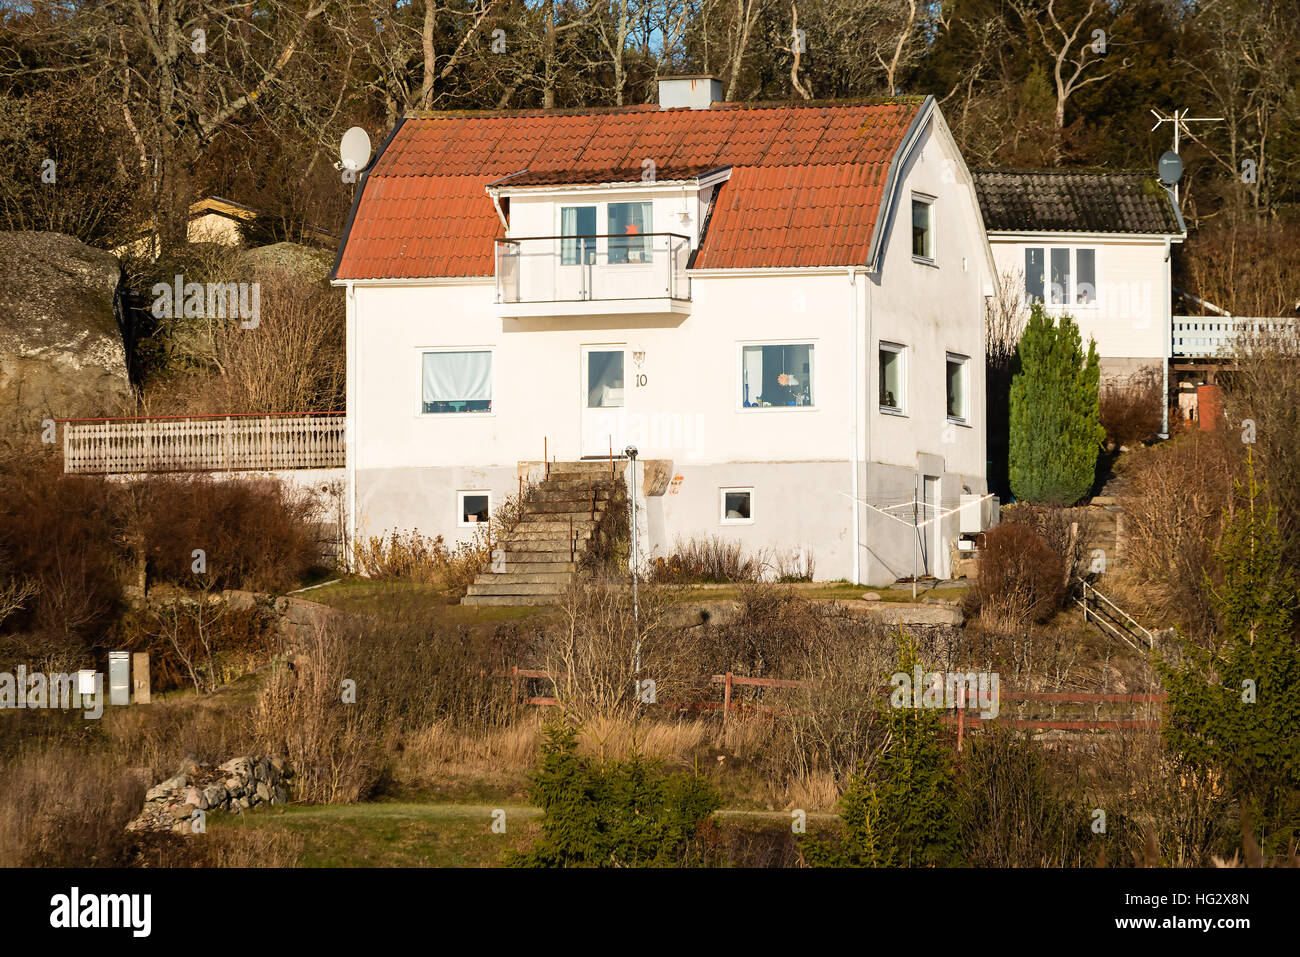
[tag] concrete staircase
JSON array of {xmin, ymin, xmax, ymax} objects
[{"xmin": 461, "ymin": 460, "xmax": 625, "ymax": 607}]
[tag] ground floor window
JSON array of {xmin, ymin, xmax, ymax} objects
[
  {"xmin": 741, "ymin": 343, "xmax": 814, "ymax": 408},
  {"xmin": 458, "ymin": 491, "xmax": 491, "ymax": 526},
  {"xmin": 946, "ymin": 352, "xmax": 969, "ymax": 422},
  {"xmin": 422, "ymin": 350, "xmax": 492, "ymax": 414},
  {"xmin": 720, "ymin": 487, "xmax": 754, "ymax": 524},
  {"xmin": 879, "ymin": 342, "xmax": 906, "ymax": 413}
]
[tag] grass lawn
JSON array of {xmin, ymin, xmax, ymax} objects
[{"xmin": 208, "ymin": 800, "xmax": 837, "ymax": 867}]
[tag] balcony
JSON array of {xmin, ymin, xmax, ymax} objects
[{"xmin": 495, "ymin": 233, "xmax": 692, "ymax": 319}]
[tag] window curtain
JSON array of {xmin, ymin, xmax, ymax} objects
[
  {"xmin": 561, "ymin": 206, "xmax": 579, "ymax": 265},
  {"xmin": 423, "ymin": 351, "xmax": 491, "ymax": 403}
]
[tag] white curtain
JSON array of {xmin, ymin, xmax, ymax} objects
[{"xmin": 423, "ymin": 351, "xmax": 491, "ymax": 403}]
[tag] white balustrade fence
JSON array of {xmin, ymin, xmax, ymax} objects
[{"xmin": 63, "ymin": 414, "xmax": 346, "ymax": 474}]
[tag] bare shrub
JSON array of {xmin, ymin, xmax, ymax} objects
[
  {"xmin": 123, "ymin": 475, "xmax": 325, "ymax": 592},
  {"xmin": 970, "ymin": 523, "xmax": 1065, "ymax": 628},
  {"xmin": 0, "ymin": 747, "xmax": 146, "ymax": 867},
  {"xmin": 649, "ymin": 535, "xmax": 766, "ymax": 584},
  {"xmin": 1100, "ymin": 366, "xmax": 1164, "ymax": 449},
  {"xmin": 1002, "ymin": 503, "xmax": 1090, "ymax": 590},
  {"xmin": 352, "ymin": 529, "xmax": 487, "ymax": 598},
  {"xmin": 255, "ymin": 623, "xmax": 388, "ymax": 804},
  {"xmin": 1120, "ymin": 431, "xmax": 1240, "ymax": 633}
]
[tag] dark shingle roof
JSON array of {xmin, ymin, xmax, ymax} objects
[{"xmin": 971, "ymin": 169, "xmax": 1184, "ymax": 235}]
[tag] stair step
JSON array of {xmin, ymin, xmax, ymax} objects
[
  {"xmin": 474, "ymin": 572, "xmax": 575, "ymax": 585},
  {"xmin": 515, "ymin": 519, "xmax": 598, "ymax": 532},
  {"xmin": 489, "ymin": 561, "xmax": 576, "ymax": 573},
  {"xmin": 502, "ymin": 551, "xmax": 584, "ymax": 563},
  {"xmin": 463, "ymin": 595, "xmax": 553, "ymax": 607},
  {"xmin": 508, "ymin": 531, "xmax": 593, "ymax": 544},
  {"xmin": 466, "ymin": 581, "xmax": 568, "ymax": 596},
  {"xmin": 527, "ymin": 500, "xmax": 609, "ymax": 514}
]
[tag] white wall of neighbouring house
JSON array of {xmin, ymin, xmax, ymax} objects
[{"xmin": 987, "ymin": 234, "xmax": 1172, "ymax": 378}]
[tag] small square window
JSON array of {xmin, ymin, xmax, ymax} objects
[
  {"xmin": 912, "ymin": 196, "xmax": 934, "ymax": 261},
  {"xmin": 946, "ymin": 354, "xmax": 968, "ymax": 422},
  {"xmin": 459, "ymin": 491, "xmax": 491, "ymax": 526},
  {"xmin": 879, "ymin": 342, "xmax": 906, "ymax": 413},
  {"xmin": 720, "ymin": 488, "xmax": 753, "ymax": 524}
]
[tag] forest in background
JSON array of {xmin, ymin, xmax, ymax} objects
[{"xmin": 1, "ymin": 0, "xmax": 1298, "ymax": 316}]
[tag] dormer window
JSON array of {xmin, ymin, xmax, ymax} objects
[
  {"xmin": 561, "ymin": 206, "xmax": 596, "ymax": 265},
  {"xmin": 608, "ymin": 202, "xmax": 652, "ymax": 264}
]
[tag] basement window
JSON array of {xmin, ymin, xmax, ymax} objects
[
  {"xmin": 458, "ymin": 491, "xmax": 491, "ymax": 527},
  {"xmin": 720, "ymin": 488, "xmax": 754, "ymax": 525}
]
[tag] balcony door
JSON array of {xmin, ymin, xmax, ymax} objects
[
  {"xmin": 581, "ymin": 345, "xmax": 627, "ymax": 458},
  {"xmin": 559, "ymin": 206, "xmax": 597, "ymax": 301}
]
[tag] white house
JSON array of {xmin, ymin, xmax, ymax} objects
[
  {"xmin": 331, "ymin": 79, "xmax": 996, "ymax": 594},
  {"xmin": 972, "ymin": 169, "xmax": 1186, "ymax": 403}
]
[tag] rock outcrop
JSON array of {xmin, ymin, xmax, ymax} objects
[{"xmin": 0, "ymin": 231, "xmax": 130, "ymax": 418}]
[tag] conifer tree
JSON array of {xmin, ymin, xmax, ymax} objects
[
  {"xmin": 1159, "ymin": 455, "xmax": 1300, "ymax": 855},
  {"xmin": 1008, "ymin": 303, "xmax": 1105, "ymax": 505}
]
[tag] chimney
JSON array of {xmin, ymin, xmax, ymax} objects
[{"xmin": 657, "ymin": 75, "xmax": 722, "ymax": 110}]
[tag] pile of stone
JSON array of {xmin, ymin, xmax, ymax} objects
[{"xmin": 127, "ymin": 754, "xmax": 292, "ymax": 834}]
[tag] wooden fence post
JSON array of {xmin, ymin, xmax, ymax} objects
[
  {"xmin": 957, "ymin": 685, "xmax": 965, "ymax": 752},
  {"xmin": 723, "ymin": 671, "xmax": 733, "ymax": 729}
]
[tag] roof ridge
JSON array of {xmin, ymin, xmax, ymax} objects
[
  {"xmin": 971, "ymin": 166, "xmax": 1156, "ymax": 178},
  {"xmin": 402, "ymin": 96, "xmax": 924, "ymax": 122}
]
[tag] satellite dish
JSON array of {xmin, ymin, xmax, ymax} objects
[
  {"xmin": 1158, "ymin": 150, "xmax": 1183, "ymax": 185},
  {"xmin": 340, "ymin": 127, "xmax": 372, "ymax": 172}
]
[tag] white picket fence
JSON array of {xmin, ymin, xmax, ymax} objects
[
  {"xmin": 63, "ymin": 413, "xmax": 346, "ymax": 474},
  {"xmin": 1172, "ymin": 317, "xmax": 1299, "ymax": 358}
]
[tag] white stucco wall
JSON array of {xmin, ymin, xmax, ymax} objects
[
  {"xmin": 987, "ymin": 233, "xmax": 1172, "ymax": 370},
  {"xmin": 340, "ymin": 105, "xmax": 993, "ymax": 584}
]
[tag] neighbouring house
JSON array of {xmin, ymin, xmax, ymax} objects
[
  {"xmin": 972, "ymin": 168, "xmax": 1187, "ymax": 432},
  {"xmin": 331, "ymin": 78, "xmax": 996, "ymax": 592},
  {"xmin": 112, "ymin": 197, "xmax": 337, "ymax": 258}
]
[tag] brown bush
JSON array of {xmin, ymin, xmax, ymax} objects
[
  {"xmin": 649, "ymin": 535, "xmax": 767, "ymax": 584},
  {"xmin": 0, "ymin": 747, "xmax": 146, "ymax": 867},
  {"xmin": 1100, "ymin": 367, "xmax": 1164, "ymax": 449},
  {"xmin": 117, "ymin": 600, "xmax": 282, "ymax": 694},
  {"xmin": 121, "ymin": 474, "xmax": 325, "ymax": 592},
  {"xmin": 1120, "ymin": 431, "xmax": 1241, "ymax": 633},
  {"xmin": 1001, "ymin": 503, "xmax": 1090, "ymax": 588},
  {"xmin": 971, "ymin": 523, "xmax": 1065, "ymax": 628},
  {"xmin": 351, "ymin": 529, "xmax": 487, "ymax": 598},
  {"xmin": 0, "ymin": 457, "xmax": 121, "ymax": 658}
]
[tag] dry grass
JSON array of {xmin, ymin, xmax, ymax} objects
[{"xmin": 351, "ymin": 528, "xmax": 488, "ymax": 597}]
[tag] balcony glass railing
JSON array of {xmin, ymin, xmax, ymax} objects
[{"xmin": 495, "ymin": 233, "xmax": 692, "ymax": 305}]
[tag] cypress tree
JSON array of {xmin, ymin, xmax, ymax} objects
[{"xmin": 1008, "ymin": 303, "xmax": 1105, "ymax": 505}]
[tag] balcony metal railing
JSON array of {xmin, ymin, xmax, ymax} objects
[{"xmin": 495, "ymin": 233, "xmax": 691, "ymax": 305}]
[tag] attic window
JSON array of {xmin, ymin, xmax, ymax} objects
[{"xmin": 912, "ymin": 194, "xmax": 935, "ymax": 262}]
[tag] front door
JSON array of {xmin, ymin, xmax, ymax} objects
[{"xmin": 581, "ymin": 345, "xmax": 627, "ymax": 458}]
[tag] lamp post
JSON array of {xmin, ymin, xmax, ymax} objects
[{"xmin": 625, "ymin": 445, "xmax": 639, "ymax": 672}]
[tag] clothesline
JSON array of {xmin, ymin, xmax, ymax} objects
[{"xmin": 839, "ymin": 491, "xmax": 995, "ymax": 531}]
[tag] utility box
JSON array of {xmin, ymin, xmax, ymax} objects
[
  {"xmin": 132, "ymin": 652, "xmax": 151, "ymax": 704},
  {"xmin": 959, "ymin": 494, "xmax": 984, "ymax": 535},
  {"xmin": 108, "ymin": 651, "xmax": 130, "ymax": 706}
]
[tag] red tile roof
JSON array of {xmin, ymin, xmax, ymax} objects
[{"xmin": 334, "ymin": 99, "xmax": 924, "ymax": 280}]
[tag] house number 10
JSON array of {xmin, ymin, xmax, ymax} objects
[{"xmin": 635, "ymin": 373, "xmax": 647, "ymax": 387}]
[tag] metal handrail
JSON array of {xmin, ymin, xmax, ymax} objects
[{"xmin": 1079, "ymin": 580, "xmax": 1155, "ymax": 650}]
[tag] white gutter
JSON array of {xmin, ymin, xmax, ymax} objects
[
  {"xmin": 849, "ymin": 266, "xmax": 861, "ymax": 584},
  {"xmin": 1161, "ymin": 238, "xmax": 1171, "ymax": 438}
]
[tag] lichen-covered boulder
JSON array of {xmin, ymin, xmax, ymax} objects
[{"xmin": 0, "ymin": 231, "xmax": 130, "ymax": 419}]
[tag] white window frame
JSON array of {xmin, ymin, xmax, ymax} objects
[
  {"xmin": 457, "ymin": 490, "xmax": 492, "ymax": 527},
  {"xmin": 720, "ymin": 487, "xmax": 755, "ymax": 525},
  {"xmin": 1023, "ymin": 246, "xmax": 1099, "ymax": 309},
  {"xmin": 416, "ymin": 346, "xmax": 496, "ymax": 417},
  {"xmin": 911, "ymin": 192, "xmax": 937, "ymax": 265},
  {"xmin": 736, "ymin": 340, "xmax": 818, "ymax": 412},
  {"xmin": 878, "ymin": 341, "xmax": 907, "ymax": 416},
  {"xmin": 945, "ymin": 352, "xmax": 970, "ymax": 425}
]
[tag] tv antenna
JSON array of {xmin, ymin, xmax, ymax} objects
[{"xmin": 1150, "ymin": 108, "xmax": 1221, "ymax": 203}]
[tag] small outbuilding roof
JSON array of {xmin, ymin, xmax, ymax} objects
[{"xmin": 971, "ymin": 168, "xmax": 1184, "ymax": 236}]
